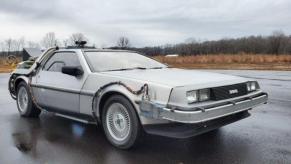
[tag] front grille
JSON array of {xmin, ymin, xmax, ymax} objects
[{"xmin": 211, "ymin": 83, "xmax": 248, "ymax": 101}]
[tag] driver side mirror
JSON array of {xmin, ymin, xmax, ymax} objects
[{"xmin": 61, "ymin": 66, "xmax": 84, "ymax": 76}]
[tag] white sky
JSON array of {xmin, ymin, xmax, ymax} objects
[{"xmin": 0, "ymin": 0, "xmax": 290, "ymax": 47}]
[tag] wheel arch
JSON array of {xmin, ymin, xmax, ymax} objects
[
  {"xmin": 9, "ymin": 75, "xmax": 29, "ymax": 99},
  {"xmin": 14, "ymin": 76, "xmax": 29, "ymax": 90},
  {"xmin": 97, "ymin": 89, "xmax": 141, "ymax": 124}
]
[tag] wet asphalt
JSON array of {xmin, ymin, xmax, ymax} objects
[{"xmin": 0, "ymin": 70, "xmax": 291, "ymax": 164}]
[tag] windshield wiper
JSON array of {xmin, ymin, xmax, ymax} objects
[
  {"xmin": 149, "ymin": 67, "xmax": 164, "ymax": 69},
  {"xmin": 105, "ymin": 67, "xmax": 147, "ymax": 72},
  {"xmin": 105, "ymin": 68, "xmax": 131, "ymax": 72},
  {"xmin": 131, "ymin": 67, "xmax": 147, "ymax": 70}
]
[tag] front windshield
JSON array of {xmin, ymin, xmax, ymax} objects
[{"xmin": 84, "ymin": 51, "xmax": 167, "ymax": 72}]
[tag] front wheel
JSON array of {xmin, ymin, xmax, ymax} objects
[
  {"xmin": 102, "ymin": 95, "xmax": 142, "ymax": 149},
  {"xmin": 16, "ymin": 81, "xmax": 41, "ymax": 117}
]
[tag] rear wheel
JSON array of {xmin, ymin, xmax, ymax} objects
[
  {"xmin": 102, "ymin": 95, "xmax": 142, "ymax": 149},
  {"xmin": 16, "ymin": 81, "xmax": 41, "ymax": 117}
]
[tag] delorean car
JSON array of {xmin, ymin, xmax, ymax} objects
[{"xmin": 8, "ymin": 43, "xmax": 268, "ymax": 149}]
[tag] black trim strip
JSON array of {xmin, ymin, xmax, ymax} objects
[
  {"xmin": 80, "ymin": 91, "xmax": 95, "ymax": 96},
  {"xmin": 31, "ymin": 84, "xmax": 79, "ymax": 94},
  {"xmin": 31, "ymin": 84, "xmax": 94, "ymax": 96},
  {"xmin": 42, "ymin": 105, "xmax": 95, "ymax": 121}
]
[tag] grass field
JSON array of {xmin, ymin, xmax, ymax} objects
[
  {"xmin": 1, "ymin": 54, "xmax": 291, "ymax": 73},
  {"xmin": 155, "ymin": 54, "xmax": 291, "ymax": 71},
  {"xmin": 0, "ymin": 57, "xmax": 19, "ymax": 73}
]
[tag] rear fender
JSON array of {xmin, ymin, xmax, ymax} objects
[{"xmin": 9, "ymin": 74, "xmax": 29, "ymax": 99}]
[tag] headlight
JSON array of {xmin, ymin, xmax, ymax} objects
[
  {"xmin": 186, "ymin": 90, "xmax": 198, "ymax": 103},
  {"xmin": 186, "ymin": 89, "xmax": 210, "ymax": 104},
  {"xmin": 199, "ymin": 89, "xmax": 210, "ymax": 101},
  {"xmin": 247, "ymin": 81, "xmax": 260, "ymax": 92}
]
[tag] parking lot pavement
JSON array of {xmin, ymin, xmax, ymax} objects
[{"xmin": 0, "ymin": 70, "xmax": 291, "ymax": 164}]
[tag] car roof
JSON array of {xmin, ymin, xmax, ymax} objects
[{"xmin": 58, "ymin": 47, "xmax": 137, "ymax": 53}]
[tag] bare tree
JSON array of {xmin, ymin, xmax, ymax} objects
[
  {"xmin": 27, "ymin": 41, "xmax": 41, "ymax": 49},
  {"xmin": 117, "ymin": 36, "xmax": 130, "ymax": 48},
  {"xmin": 0, "ymin": 41, "xmax": 5, "ymax": 53},
  {"xmin": 17, "ymin": 37, "xmax": 25, "ymax": 51},
  {"xmin": 0, "ymin": 41, "xmax": 5, "ymax": 58},
  {"xmin": 268, "ymin": 31, "xmax": 286, "ymax": 55},
  {"xmin": 4, "ymin": 38, "xmax": 13, "ymax": 56},
  {"xmin": 62, "ymin": 39, "xmax": 70, "ymax": 47},
  {"xmin": 41, "ymin": 32, "xmax": 58, "ymax": 48},
  {"xmin": 5, "ymin": 37, "xmax": 25, "ymax": 56},
  {"xmin": 69, "ymin": 33, "xmax": 88, "ymax": 45},
  {"xmin": 10, "ymin": 39, "xmax": 18, "ymax": 52}
]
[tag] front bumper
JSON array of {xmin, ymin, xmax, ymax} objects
[
  {"xmin": 140, "ymin": 91, "xmax": 268, "ymax": 124},
  {"xmin": 143, "ymin": 111, "xmax": 250, "ymax": 138}
]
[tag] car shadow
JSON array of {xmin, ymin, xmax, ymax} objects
[{"xmin": 9, "ymin": 112, "xmax": 255, "ymax": 164}]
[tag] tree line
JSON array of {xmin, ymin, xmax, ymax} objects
[
  {"xmin": 0, "ymin": 32, "xmax": 88, "ymax": 57},
  {"xmin": 131, "ymin": 31, "xmax": 291, "ymax": 56},
  {"xmin": 1, "ymin": 31, "xmax": 290, "ymax": 57}
]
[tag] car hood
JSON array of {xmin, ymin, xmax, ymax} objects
[{"xmin": 101, "ymin": 68, "xmax": 248, "ymax": 88}]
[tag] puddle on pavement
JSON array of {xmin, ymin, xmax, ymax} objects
[{"xmin": 12, "ymin": 132, "xmax": 35, "ymax": 152}]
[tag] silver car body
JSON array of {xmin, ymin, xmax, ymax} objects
[{"xmin": 9, "ymin": 48, "xmax": 268, "ymax": 137}]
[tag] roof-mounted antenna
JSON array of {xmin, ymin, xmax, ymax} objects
[{"xmin": 75, "ymin": 41, "xmax": 87, "ymax": 48}]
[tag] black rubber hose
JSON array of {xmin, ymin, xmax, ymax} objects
[{"xmin": 91, "ymin": 81, "xmax": 148, "ymax": 121}]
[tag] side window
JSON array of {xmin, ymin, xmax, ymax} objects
[
  {"xmin": 43, "ymin": 52, "xmax": 81, "ymax": 72},
  {"xmin": 48, "ymin": 62, "xmax": 65, "ymax": 72}
]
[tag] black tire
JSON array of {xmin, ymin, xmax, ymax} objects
[
  {"xmin": 102, "ymin": 95, "xmax": 142, "ymax": 149},
  {"xmin": 16, "ymin": 81, "xmax": 41, "ymax": 117}
]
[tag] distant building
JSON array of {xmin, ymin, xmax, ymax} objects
[
  {"xmin": 22, "ymin": 48, "xmax": 42, "ymax": 61},
  {"xmin": 165, "ymin": 54, "xmax": 179, "ymax": 57}
]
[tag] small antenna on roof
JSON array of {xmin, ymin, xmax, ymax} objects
[{"xmin": 75, "ymin": 41, "xmax": 87, "ymax": 48}]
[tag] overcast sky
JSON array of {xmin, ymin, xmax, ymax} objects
[{"xmin": 0, "ymin": 0, "xmax": 290, "ymax": 47}]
